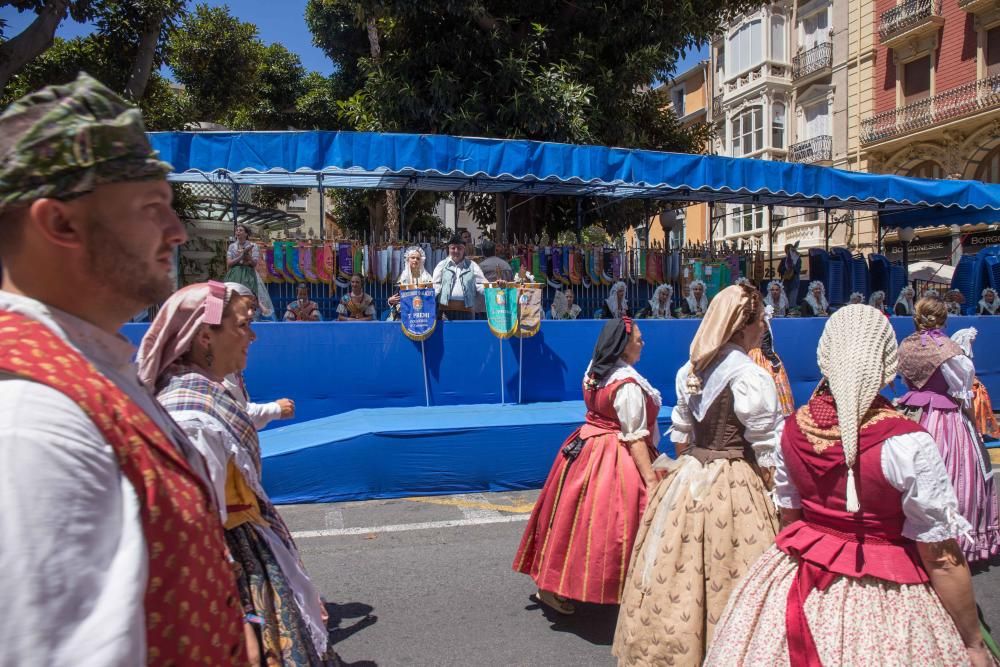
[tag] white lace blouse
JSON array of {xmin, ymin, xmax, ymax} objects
[
  {"xmin": 670, "ymin": 345, "xmax": 784, "ymax": 467},
  {"xmin": 940, "ymin": 355, "xmax": 975, "ymax": 407},
  {"xmin": 590, "ymin": 361, "xmax": 663, "ymax": 447},
  {"xmin": 773, "ymin": 430, "xmax": 972, "ymax": 543}
]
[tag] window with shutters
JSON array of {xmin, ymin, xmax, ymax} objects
[
  {"xmin": 772, "ymin": 15, "xmax": 787, "ymax": 62},
  {"xmin": 726, "ymin": 20, "xmax": 764, "ymax": 78},
  {"xmin": 800, "ymin": 9, "xmax": 829, "ymax": 52},
  {"xmin": 902, "ymin": 56, "xmax": 931, "ymax": 104},
  {"xmin": 772, "ymin": 102, "xmax": 785, "ymax": 149}
]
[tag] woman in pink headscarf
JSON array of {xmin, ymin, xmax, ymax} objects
[{"xmin": 137, "ymin": 282, "xmax": 337, "ymax": 666}]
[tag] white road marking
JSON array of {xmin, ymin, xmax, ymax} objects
[
  {"xmin": 291, "ymin": 513, "xmax": 528, "ymax": 539},
  {"xmin": 459, "ymin": 493, "xmax": 504, "ymax": 521}
]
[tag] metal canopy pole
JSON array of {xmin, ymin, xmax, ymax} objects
[
  {"xmin": 230, "ymin": 181, "xmax": 239, "ymax": 233},
  {"xmin": 318, "ymin": 175, "xmax": 325, "ymax": 242},
  {"xmin": 824, "ymin": 208, "xmax": 830, "ymax": 252},
  {"xmin": 400, "ymin": 187, "xmax": 407, "ymax": 241},
  {"xmin": 767, "ymin": 204, "xmax": 775, "ymax": 278}
]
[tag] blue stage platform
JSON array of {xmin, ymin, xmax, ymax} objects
[
  {"xmin": 118, "ymin": 316, "xmax": 1000, "ymax": 504},
  {"xmin": 261, "ymin": 401, "xmax": 676, "ymax": 504}
]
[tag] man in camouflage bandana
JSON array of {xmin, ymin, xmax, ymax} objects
[{"xmin": 0, "ymin": 73, "xmax": 247, "ymax": 664}]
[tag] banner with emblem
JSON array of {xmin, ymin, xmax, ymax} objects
[
  {"xmin": 399, "ymin": 286, "xmax": 437, "ymax": 341},
  {"xmin": 485, "ymin": 286, "xmax": 518, "ymax": 338},
  {"xmin": 516, "ymin": 284, "xmax": 543, "ymax": 337}
]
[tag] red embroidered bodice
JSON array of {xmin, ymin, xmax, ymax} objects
[{"xmin": 580, "ymin": 377, "xmax": 659, "ymax": 442}]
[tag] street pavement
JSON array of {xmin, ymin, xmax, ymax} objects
[{"xmin": 277, "ymin": 490, "xmax": 1000, "ymax": 667}]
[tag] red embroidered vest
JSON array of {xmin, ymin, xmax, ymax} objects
[
  {"xmin": 580, "ymin": 377, "xmax": 659, "ymax": 442},
  {"xmin": 0, "ymin": 311, "xmax": 245, "ymax": 665}
]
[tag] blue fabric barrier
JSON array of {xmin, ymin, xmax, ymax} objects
[
  {"xmin": 121, "ymin": 316, "xmax": 1000, "ymax": 428},
  {"xmin": 260, "ymin": 401, "xmax": 675, "ymax": 504},
  {"xmin": 118, "ymin": 316, "xmax": 1000, "ymax": 504}
]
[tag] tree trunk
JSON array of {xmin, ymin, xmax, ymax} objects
[
  {"xmin": 0, "ymin": 0, "xmax": 70, "ymax": 90},
  {"xmin": 366, "ymin": 16, "xmax": 381, "ymax": 61},
  {"xmin": 124, "ymin": 11, "xmax": 165, "ymax": 100}
]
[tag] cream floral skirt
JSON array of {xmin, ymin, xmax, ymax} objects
[{"xmin": 705, "ymin": 546, "xmax": 969, "ymax": 666}]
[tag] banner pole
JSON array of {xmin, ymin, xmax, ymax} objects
[
  {"xmin": 518, "ymin": 334, "xmax": 523, "ymax": 404},
  {"xmin": 420, "ymin": 339, "xmax": 431, "ymax": 407},
  {"xmin": 499, "ymin": 338, "xmax": 506, "ymax": 405}
]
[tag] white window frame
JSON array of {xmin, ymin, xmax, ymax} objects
[
  {"xmin": 726, "ymin": 19, "xmax": 764, "ymax": 80},
  {"xmin": 731, "ymin": 106, "xmax": 764, "ymax": 156}
]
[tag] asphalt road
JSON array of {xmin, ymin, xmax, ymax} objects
[{"xmin": 277, "ymin": 490, "xmax": 1000, "ymax": 667}]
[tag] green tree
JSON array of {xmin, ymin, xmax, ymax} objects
[{"xmin": 305, "ymin": 0, "xmax": 755, "ymax": 238}]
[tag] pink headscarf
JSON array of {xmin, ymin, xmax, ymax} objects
[{"xmin": 137, "ymin": 281, "xmax": 227, "ymax": 389}]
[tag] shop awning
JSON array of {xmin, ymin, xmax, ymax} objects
[{"xmin": 148, "ymin": 130, "xmax": 1000, "ymax": 228}]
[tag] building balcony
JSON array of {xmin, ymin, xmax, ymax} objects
[
  {"xmin": 788, "ymin": 135, "xmax": 833, "ymax": 164},
  {"xmin": 959, "ymin": 0, "xmax": 998, "ymax": 16},
  {"xmin": 792, "ymin": 43, "xmax": 833, "ymax": 83},
  {"xmin": 879, "ymin": 0, "xmax": 944, "ymax": 49},
  {"xmin": 721, "ymin": 61, "xmax": 792, "ymax": 99},
  {"xmin": 861, "ymin": 72, "xmax": 1000, "ymax": 145}
]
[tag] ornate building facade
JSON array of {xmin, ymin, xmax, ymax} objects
[{"xmin": 861, "ymin": 0, "xmax": 1000, "ymax": 259}]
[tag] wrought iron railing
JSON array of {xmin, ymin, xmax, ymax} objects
[
  {"xmin": 792, "ymin": 43, "xmax": 833, "ymax": 80},
  {"xmin": 861, "ymin": 72, "xmax": 1000, "ymax": 144},
  {"xmin": 879, "ymin": 0, "xmax": 941, "ymax": 43},
  {"xmin": 789, "ymin": 135, "xmax": 833, "ymax": 163}
]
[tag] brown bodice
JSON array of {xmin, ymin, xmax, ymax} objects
[{"xmin": 687, "ymin": 384, "xmax": 755, "ymax": 464}]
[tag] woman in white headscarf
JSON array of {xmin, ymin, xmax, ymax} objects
[
  {"xmin": 604, "ymin": 280, "xmax": 629, "ymax": 319},
  {"xmin": 869, "ymin": 290, "xmax": 889, "ymax": 315},
  {"xmin": 136, "ymin": 283, "xmax": 336, "ymax": 666},
  {"xmin": 764, "ymin": 279, "xmax": 789, "ymax": 317},
  {"xmin": 978, "ymin": 287, "xmax": 998, "ymax": 315},
  {"xmin": 641, "ymin": 283, "xmax": 674, "ymax": 319},
  {"xmin": 387, "ymin": 245, "xmax": 433, "ymax": 320},
  {"xmin": 550, "ymin": 289, "xmax": 581, "ymax": 320},
  {"xmin": 848, "ymin": 291, "xmax": 865, "ymax": 305},
  {"xmin": 953, "ymin": 327, "xmax": 1000, "ymax": 441},
  {"xmin": 705, "ymin": 305, "xmax": 988, "ymax": 667},
  {"xmin": 681, "ymin": 279, "xmax": 709, "ymax": 317},
  {"xmin": 799, "ymin": 280, "xmax": 829, "ymax": 317},
  {"xmin": 894, "ymin": 285, "xmax": 916, "ymax": 316},
  {"xmin": 613, "ymin": 284, "xmax": 782, "ymax": 667}
]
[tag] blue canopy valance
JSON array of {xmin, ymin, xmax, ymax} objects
[{"xmin": 148, "ymin": 130, "xmax": 1000, "ymax": 229}]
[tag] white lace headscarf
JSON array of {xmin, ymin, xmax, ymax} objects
[
  {"xmin": 869, "ymin": 290, "xmax": 886, "ymax": 309},
  {"xmin": 816, "ymin": 305, "xmax": 899, "ymax": 512},
  {"xmin": 605, "ymin": 281, "xmax": 628, "ymax": 318},
  {"xmin": 980, "ymin": 288, "xmax": 999, "ymax": 315},
  {"xmin": 648, "ymin": 284, "xmax": 674, "ymax": 319},
  {"xmin": 951, "ymin": 327, "xmax": 978, "ymax": 358},
  {"xmin": 895, "ymin": 286, "xmax": 915, "ymax": 315},
  {"xmin": 764, "ymin": 279, "xmax": 789, "ymax": 316},
  {"xmin": 397, "ymin": 245, "xmax": 431, "ymax": 285},
  {"xmin": 805, "ymin": 280, "xmax": 829, "ymax": 314},
  {"xmin": 686, "ymin": 279, "xmax": 708, "ymax": 314},
  {"xmin": 848, "ymin": 292, "xmax": 865, "ymax": 305},
  {"xmin": 923, "ymin": 289, "xmax": 940, "ymax": 300}
]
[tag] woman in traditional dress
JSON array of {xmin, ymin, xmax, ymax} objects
[
  {"xmin": 681, "ymin": 279, "xmax": 709, "ymax": 317},
  {"xmin": 337, "ymin": 275, "xmax": 375, "ymax": 321},
  {"xmin": 639, "ymin": 283, "xmax": 674, "ymax": 319},
  {"xmin": 952, "ymin": 327, "xmax": 1000, "ymax": 441},
  {"xmin": 764, "ymin": 279, "xmax": 789, "ymax": 317},
  {"xmin": 387, "ymin": 245, "xmax": 433, "ymax": 320},
  {"xmin": 705, "ymin": 304, "xmax": 989, "ymax": 667},
  {"xmin": 946, "ymin": 289, "xmax": 966, "ymax": 315},
  {"xmin": 749, "ymin": 305, "xmax": 795, "ymax": 417},
  {"xmin": 550, "ymin": 289, "xmax": 582, "ymax": 320},
  {"xmin": 602, "ymin": 281, "xmax": 630, "ymax": 319},
  {"xmin": 225, "ymin": 223, "xmax": 275, "ymax": 319},
  {"xmin": 612, "ymin": 284, "xmax": 782, "ymax": 667},
  {"xmin": 799, "ymin": 280, "xmax": 829, "ymax": 317},
  {"xmin": 897, "ymin": 297, "xmax": 1000, "ymax": 561},
  {"xmin": 513, "ymin": 318, "xmax": 660, "ymax": 614},
  {"xmin": 137, "ymin": 282, "xmax": 336, "ymax": 666},
  {"xmin": 979, "ymin": 287, "xmax": 998, "ymax": 315},
  {"xmin": 848, "ymin": 291, "xmax": 865, "ymax": 305},
  {"xmin": 894, "ymin": 285, "xmax": 916, "ymax": 316},
  {"xmin": 869, "ymin": 289, "xmax": 889, "ymax": 315},
  {"xmin": 284, "ymin": 283, "xmax": 321, "ymax": 322}
]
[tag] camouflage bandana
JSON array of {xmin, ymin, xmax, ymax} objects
[{"xmin": 0, "ymin": 71, "xmax": 172, "ymax": 213}]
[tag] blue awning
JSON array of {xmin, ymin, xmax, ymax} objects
[{"xmin": 148, "ymin": 130, "xmax": 1000, "ymax": 228}]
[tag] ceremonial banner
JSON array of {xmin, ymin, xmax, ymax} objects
[
  {"xmin": 516, "ymin": 285, "xmax": 543, "ymax": 338},
  {"xmin": 399, "ymin": 286, "xmax": 437, "ymax": 341},
  {"xmin": 485, "ymin": 286, "xmax": 518, "ymax": 338}
]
